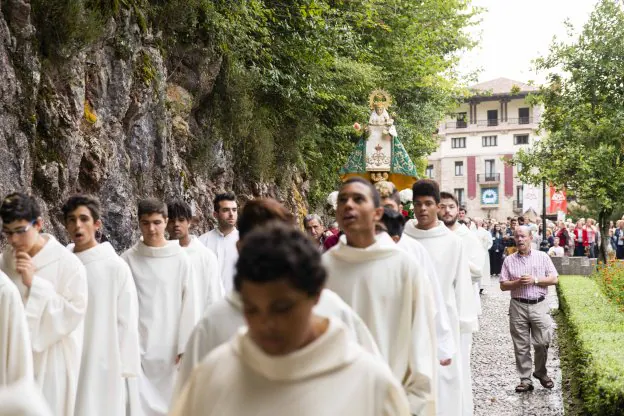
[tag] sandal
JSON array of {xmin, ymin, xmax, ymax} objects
[
  {"xmin": 515, "ymin": 381, "xmax": 534, "ymax": 393},
  {"xmin": 533, "ymin": 373, "xmax": 555, "ymax": 389}
]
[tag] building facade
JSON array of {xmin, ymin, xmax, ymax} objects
[{"xmin": 427, "ymin": 78, "xmax": 542, "ymax": 220}]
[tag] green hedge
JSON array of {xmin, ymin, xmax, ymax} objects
[{"xmin": 557, "ymin": 275, "xmax": 624, "ymax": 415}]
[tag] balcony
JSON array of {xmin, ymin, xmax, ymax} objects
[
  {"xmin": 477, "ymin": 173, "xmax": 500, "ymax": 183},
  {"xmin": 513, "ymin": 200, "xmax": 523, "ymax": 213},
  {"xmin": 442, "ymin": 117, "xmax": 539, "ymax": 132}
]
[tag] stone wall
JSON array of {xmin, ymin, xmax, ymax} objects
[
  {"xmin": 550, "ymin": 256, "xmax": 597, "ymax": 276},
  {"xmin": 0, "ymin": 1, "xmax": 308, "ymax": 250}
]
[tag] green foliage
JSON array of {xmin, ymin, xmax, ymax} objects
[
  {"xmin": 557, "ymin": 275, "xmax": 624, "ymax": 415},
  {"xmin": 513, "ymin": 0, "xmax": 624, "ymax": 260},
  {"xmin": 30, "ymin": 0, "xmax": 480, "ymax": 206},
  {"xmin": 595, "ymin": 260, "xmax": 624, "ymax": 308},
  {"xmin": 143, "ymin": 0, "xmax": 480, "ymax": 206}
]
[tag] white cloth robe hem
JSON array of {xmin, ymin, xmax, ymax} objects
[
  {"xmin": 122, "ymin": 240, "xmax": 200, "ymax": 416},
  {"xmin": 397, "ymin": 236, "xmax": 456, "ymax": 361},
  {"xmin": 173, "ymin": 288, "xmax": 382, "ymax": 401},
  {"xmin": 0, "ymin": 379, "xmax": 54, "ymax": 416},
  {"xmin": 323, "ymin": 233, "xmax": 438, "ymax": 416},
  {"xmin": 402, "ymin": 221, "xmax": 478, "ymax": 416},
  {"xmin": 183, "ymin": 236, "xmax": 224, "ymax": 314},
  {"xmin": 70, "ymin": 242, "xmax": 141, "ymax": 416},
  {"xmin": 0, "ymin": 271, "xmax": 33, "ymax": 386},
  {"xmin": 170, "ymin": 319, "xmax": 411, "ymax": 416},
  {"xmin": 0, "ymin": 234, "xmax": 87, "ymax": 416}
]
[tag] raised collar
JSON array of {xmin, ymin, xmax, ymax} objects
[{"xmin": 69, "ymin": 242, "xmax": 117, "ymax": 265}]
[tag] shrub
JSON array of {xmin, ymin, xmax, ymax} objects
[
  {"xmin": 557, "ymin": 275, "xmax": 624, "ymax": 415},
  {"xmin": 595, "ymin": 260, "xmax": 624, "ymax": 310}
]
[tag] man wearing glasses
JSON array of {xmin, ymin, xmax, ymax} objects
[{"xmin": 0, "ymin": 193, "xmax": 87, "ymax": 416}]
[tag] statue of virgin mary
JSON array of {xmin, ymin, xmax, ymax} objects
[{"xmin": 340, "ymin": 89, "xmax": 418, "ymax": 190}]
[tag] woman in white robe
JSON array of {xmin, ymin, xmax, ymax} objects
[
  {"xmin": 171, "ymin": 223, "xmax": 410, "ymax": 416},
  {"xmin": 0, "ymin": 270, "xmax": 32, "ymax": 386}
]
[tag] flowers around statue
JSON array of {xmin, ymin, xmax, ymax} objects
[
  {"xmin": 326, "ymin": 191, "xmax": 338, "ymax": 211},
  {"xmin": 399, "ymin": 189, "xmax": 414, "ymax": 219},
  {"xmin": 353, "ymin": 122, "xmax": 361, "ymax": 131}
]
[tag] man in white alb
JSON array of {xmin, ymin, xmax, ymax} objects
[
  {"xmin": 199, "ymin": 192, "xmax": 239, "ymax": 292},
  {"xmin": 167, "ymin": 199, "xmax": 224, "ymax": 312},
  {"xmin": 402, "ymin": 180, "xmax": 478, "ymax": 416},
  {"xmin": 438, "ymin": 192, "xmax": 484, "ymax": 416},
  {"xmin": 122, "ymin": 198, "xmax": 199, "ymax": 416},
  {"xmin": 323, "ymin": 178, "xmax": 438, "ymax": 416},
  {"xmin": 0, "ymin": 192, "xmax": 87, "ymax": 416},
  {"xmin": 62, "ymin": 194, "xmax": 141, "ymax": 416}
]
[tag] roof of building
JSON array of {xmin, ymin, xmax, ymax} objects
[{"xmin": 470, "ymin": 77, "xmax": 538, "ymax": 95}]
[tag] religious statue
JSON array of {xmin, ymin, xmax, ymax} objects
[{"xmin": 340, "ymin": 89, "xmax": 418, "ymax": 191}]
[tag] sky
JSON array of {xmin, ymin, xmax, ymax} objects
[{"xmin": 460, "ymin": 0, "xmax": 599, "ymax": 86}]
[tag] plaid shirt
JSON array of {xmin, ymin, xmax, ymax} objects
[{"xmin": 500, "ymin": 249, "xmax": 558, "ymax": 300}]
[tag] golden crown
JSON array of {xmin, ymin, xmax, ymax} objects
[{"xmin": 368, "ymin": 89, "xmax": 392, "ymax": 110}]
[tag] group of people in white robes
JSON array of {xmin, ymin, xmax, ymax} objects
[
  {"xmin": 1, "ymin": 178, "xmax": 492, "ymax": 416},
  {"xmin": 0, "ymin": 193, "xmax": 234, "ymax": 416}
]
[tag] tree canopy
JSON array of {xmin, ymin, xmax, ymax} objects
[
  {"xmin": 31, "ymin": 0, "xmax": 481, "ymax": 206},
  {"xmin": 513, "ymin": 0, "xmax": 624, "ymax": 240}
]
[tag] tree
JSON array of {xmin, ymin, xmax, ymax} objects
[{"xmin": 513, "ymin": 0, "xmax": 624, "ymax": 262}]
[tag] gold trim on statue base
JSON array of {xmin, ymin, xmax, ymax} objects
[
  {"xmin": 370, "ymin": 172, "xmax": 389, "ymax": 183},
  {"xmin": 340, "ymin": 172, "xmax": 417, "ymax": 192}
]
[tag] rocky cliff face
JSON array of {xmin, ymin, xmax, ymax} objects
[{"xmin": 0, "ymin": 1, "xmax": 308, "ymax": 249}]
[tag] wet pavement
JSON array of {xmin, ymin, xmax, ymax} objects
[{"xmin": 471, "ymin": 276, "xmax": 563, "ymax": 416}]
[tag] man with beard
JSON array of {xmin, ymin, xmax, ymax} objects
[
  {"xmin": 199, "ymin": 193, "xmax": 239, "ymax": 292},
  {"xmin": 500, "ymin": 226, "xmax": 558, "ymax": 393},
  {"xmin": 167, "ymin": 200, "xmax": 224, "ymax": 312},
  {"xmin": 438, "ymin": 192, "xmax": 485, "ymax": 416},
  {"xmin": 323, "ymin": 178, "xmax": 438, "ymax": 416},
  {"xmin": 122, "ymin": 198, "xmax": 199, "ymax": 416},
  {"xmin": 402, "ymin": 180, "xmax": 477, "ymax": 416}
]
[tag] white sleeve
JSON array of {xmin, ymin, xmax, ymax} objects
[
  {"xmin": 117, "ymin": 264, "xmax": 141, "ymax": 378},
  {"xmin": 178, "ymin": 260, "xmax": 200, "ymax": 354},
  {"xmin": 1, "ymin": 284, "xmax": 33, "ymax": 384},
  {"xmin": 421, "ymin": 254, "xmax": 455, "ymax": 361},
  {"xmin": 406, "ymin": 265, "xmax": 437, "ymax": 416},
  {"xmin": 454, "ymin": 244, "xmax": 478, "ymax": 334},
  {"xmin": 25, "ymin": 264, "xmax": 88, "ymax": 353}
]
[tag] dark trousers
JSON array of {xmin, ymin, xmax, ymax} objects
[
  {"xmin": 574, "ymin": 244, "xmax": 586, "ymax": 257},
  {"xmin": 490, "ymin": 250, "xmax": 503, "ymax": 274},
  {"xmin": 617, "ymin": 245, "xmax": 624, "ymax": 260}
]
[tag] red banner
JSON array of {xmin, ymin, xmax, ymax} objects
[{"xmin": 548, "ymin": 186, "xmax": 567, "ymax": 214}]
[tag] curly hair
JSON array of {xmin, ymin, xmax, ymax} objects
[
  {"xmin": 238, "ymin": 198, "xmax": 295, "ymax": 240},
  {"xmin": 62, "ymin": 194, "xmax": 102, "ymax": 222},
  {"xmin": 234, "ymin": 222, "xmax": 326, "ymax": 297},
  {"xmin": 412, "ymin": 179, "xmax": 441, "ymax": 204},
  {"xmin": 0, "ymin": 192, "xmax": 41, "ymax": 224}
]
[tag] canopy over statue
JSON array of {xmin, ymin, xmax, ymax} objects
[{"xmin": 340, "ymin": 89, "xmax": 418, "ymax": 190}]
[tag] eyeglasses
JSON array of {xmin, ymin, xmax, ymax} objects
[{"xmin": 2, "ymin": 220, "xmax": 36, "ymax": 237}]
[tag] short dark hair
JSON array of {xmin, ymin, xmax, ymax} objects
[
  {"xmin": 167, "ymin": 199, "xmax": 193, "ymax": 220},
  {"xmin": 62, "ymin": 194, "xmax": 102, "ymax": 222},
  {"xmin": 440, "ymin": 191, "xmax": 459, "ymax": 207},
  {"xmin": 459, "ymin": 206, "xmax": 467, "ymax": 213},
  {"xmin": 0, "ymin": 192, "xmax": 42, "ymax": 224},
  {"xmin": 382, "ymin": 190, "xmax": 401, "ymax": 208},
  {"xmin": 214, "ymin": 192, "xmax": 236, "ymax": 212},
  {"xmin": 380, "ymin": 207, "xmax": 405, "ymax": 237},
  {"xmin": 234, "ymin": 222, "xmax": 326, "ymax": 297},
  {"xmin": 238, "ymin": 198, "xmax": 295, "ymax": 240},
  {"xmin": 341, "ymin": 177, "xmax": 381, "ymax": 208},
  {"xmin": 412, "ymin": 179, "xmax": 440, "ymax": 204},
  {"xmin": 138, "ymin": 198, "xmax": 167, "ymax": 219}
]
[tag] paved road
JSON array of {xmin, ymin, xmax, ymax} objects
[{"xmin": 472, "ymin": 276, "xmax": 563, "ymax": 416}]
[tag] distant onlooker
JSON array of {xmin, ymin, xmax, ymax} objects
[{"xmin": 547, "ymin": 238, "xmax": 564, "ymax": 257}]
